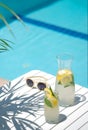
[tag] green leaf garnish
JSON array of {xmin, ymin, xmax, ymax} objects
[
  {"xmin": 44, "ymin": 97, "xmax": 52, "ymax": 108},
  {"xmin": 49, "ymin": 87, "xmax": 55, "ymax": 97}
]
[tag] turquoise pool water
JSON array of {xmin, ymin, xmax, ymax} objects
[{"xmin": 0, "ymin": 0, "xmax": 88, "ymax": 88}]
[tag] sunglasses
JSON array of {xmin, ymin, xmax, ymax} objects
[{"xmin": 26, "ymin": 76, "xmax": 48, "ymax": 90}]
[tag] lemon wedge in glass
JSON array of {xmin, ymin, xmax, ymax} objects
[
  {"xmin": 44, "ymin": 87, "xmax": 58, "ymax": 108},
  {"xmin": 56, "ymin": 69, "xmax": 74, "ymax": 87}
]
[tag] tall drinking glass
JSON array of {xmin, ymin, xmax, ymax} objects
[{"xmin": 44, "ymin": 87, "xmax": 59, "ymax": 123}]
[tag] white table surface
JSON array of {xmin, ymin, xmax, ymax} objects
[{"xmin": 0, "ymin": 70, "xmax": 88, "ymax": 130}]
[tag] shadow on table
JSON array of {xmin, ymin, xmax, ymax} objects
[
  {"xmin": 1, "ymin": 78, "xmax": 86, "ymax": 129},
  {"xmin": 74, "ymin": 94, "xmax": 86, "ymax": 106},
  {"xmin": 59, "ymin": 114, "xmax": 67, "ymax": 123},
  {"xmin": 0, "ymin": 78, "xmax": 43, "ymax": 130}
]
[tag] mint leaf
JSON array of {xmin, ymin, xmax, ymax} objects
[
  {"xmin": 44, "ymin": 97, "xmax": 52, "ymax": 108},
  {"xmin": 49, "ymin": 87, "xmax": 55, "ymax": 97}
]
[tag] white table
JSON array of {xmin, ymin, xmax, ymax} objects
[{"xmin": 0, "ymin": 70, "xmax": 88, "ymax": 130}]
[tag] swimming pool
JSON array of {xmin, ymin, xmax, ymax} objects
[{"xmin": 0, "ymin": 0, "xmax": 88, "ymax": 88}]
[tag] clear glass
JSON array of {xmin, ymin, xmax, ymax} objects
[
  {"xmin": 55, "ymin": 53, "xmax": 75, "ymax": 107},
  {"xmin": 44, "ymin": 92, "xmax": 59, "ymax": 124}
]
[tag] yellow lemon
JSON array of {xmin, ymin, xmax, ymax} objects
[
  {"xmin": 61, "ymin": 75, "xmax": 72, "ymax": 85},
  {"xmin": 56, "ymin": 74, "xmax": 62, "ymax": 81},
  {"xmin": 48, "ymin": 95, "xmax": 58, "ymax": 107},
  {"xmin": 57, "ymin": 70, "xmax": 72, "ymax": 81},
  {"xmin": 44, "ymin": 87, "xmax": 52, "ymax": 97},
  {"xmin": 65, "ymin": 69, "xmax": 72, "ymax": 75},
  {"xmin": 44, "ymin": 87, "xmax": 58, "ymax": 107}
]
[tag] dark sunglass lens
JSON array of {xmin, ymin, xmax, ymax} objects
[
  {"xmin": 37, "ymin": 82, "xmax": 46, "ymax": 90},
  {"xmin": 26, "ymin": 79, "xmax": 33, "ymax": 87}
]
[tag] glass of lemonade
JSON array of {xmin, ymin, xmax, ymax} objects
[
  {"xmin": 55, "ymin": 54, "xmax": 75, "ymax": 107},
  {"xmin": 44, "ymin": 87, "xmax": 59, "ymax": 124}
]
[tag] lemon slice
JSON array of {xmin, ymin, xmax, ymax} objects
[
  {"xmin": 49, "ymin": 95, "xmax": 58, "ymax": 107},
  {"xmin": 44, "ymin": 87, "xmax": 58, "ymax": 107},
  {"xmin": 44, "ymin": 87, "xmax": 52, "ymax": 97},
  {"xmin": 61, "ymin": 75, "xmax": 72, "ymax": 85},
  {"xmin": 57, "ymin": 69, "xmax": 72, "ymax": 80},
  {"xmin": 56, "ymin": 69, "xmax": 75, "ymax": 87}
]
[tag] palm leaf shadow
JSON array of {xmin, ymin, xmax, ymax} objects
[{"xmin": 0, "ymin": 77, "xmax": 44, "ymax": 130}]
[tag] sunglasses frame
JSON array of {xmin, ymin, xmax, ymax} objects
[{"xmin": 26, "ymin": 76, "xmax": 48, "ymax": 90}]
